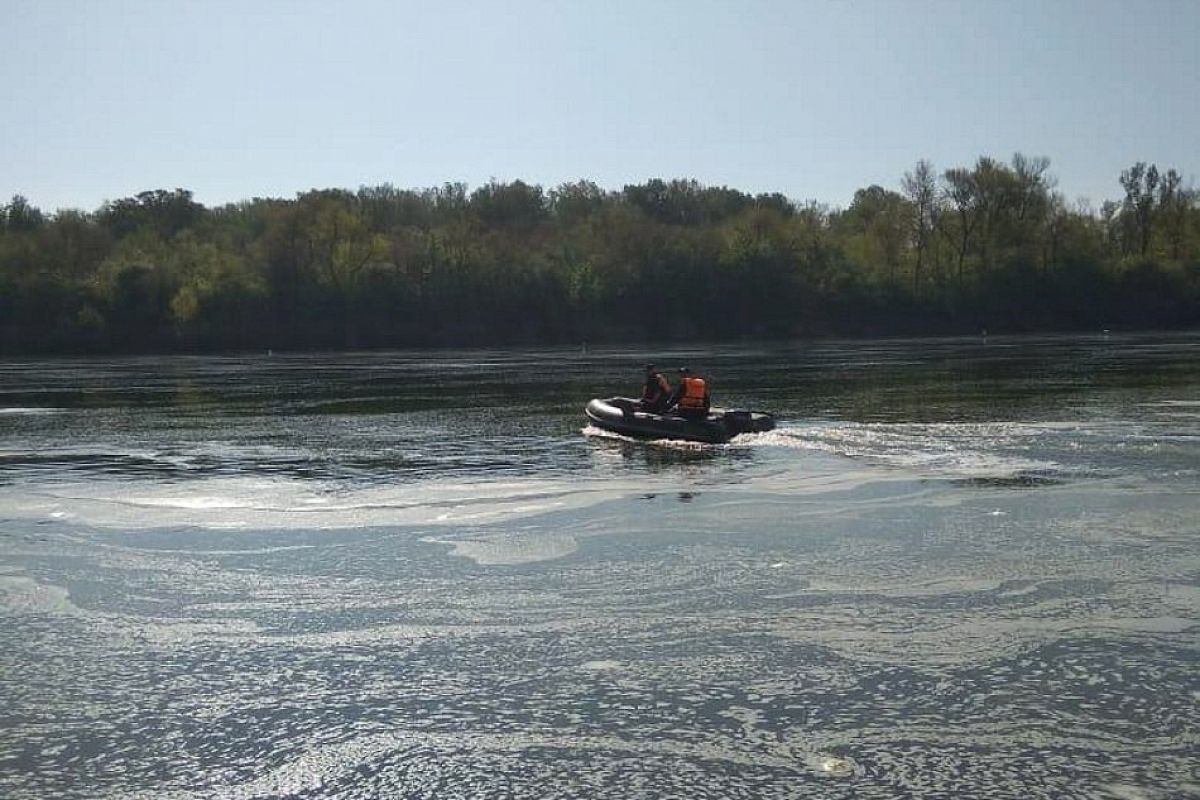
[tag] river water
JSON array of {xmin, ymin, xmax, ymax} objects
[{"xmin": 0, "ymin": 334, "xmax": 1197, "ymax": 799}]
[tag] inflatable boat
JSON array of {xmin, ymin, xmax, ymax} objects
[{"xmin": 585, "ymin": 397, "xmax": 775, "ymax": 444}]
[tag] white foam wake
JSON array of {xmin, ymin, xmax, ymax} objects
[
  {"xmin": 744, "ymin": 421, "xmax": 1064, "ymax": 479},
  {"xmin": 0, "ymin": 475, "xmax": 658, "ymax": 532}
]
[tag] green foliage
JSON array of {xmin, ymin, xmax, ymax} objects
[
  {"xmin": 97, "ymin": 189, "xmax": 201, "ymax": 240},
  {"xmin": 470, "ymin": 180, "xmax": 547, "ymax": 230},
  {"xmin": 2, "ymin": 195, "xmax": 45, "ymax": 233},
  {"xmin": 550, "ymin": 180, "xmax": 606, "ymax": 226},
  {"xmin": 0, "ymin": 163, "xmax": 1197, "ymax": 354}
]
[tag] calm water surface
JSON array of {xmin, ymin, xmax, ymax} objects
[{"xmin": 1, "ymin": 334, "xmax": 1197, "ymax": 799}]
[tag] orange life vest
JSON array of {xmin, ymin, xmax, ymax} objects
[{"xmin": 678, "ymin": 376, "xmax": 708, "ymax": 410}]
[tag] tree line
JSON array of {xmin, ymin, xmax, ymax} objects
[{"xmin": 1, "ymin": 155, "xmax": 1197, "ymax": 354}]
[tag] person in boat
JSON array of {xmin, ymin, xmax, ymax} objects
[
  {"xmin": 668, "ymin": 367, "xmax": 711, "ymax": 420},
  {"xmin": 638, "ymin": 363, "xmax": 672, "ymax": 413}
]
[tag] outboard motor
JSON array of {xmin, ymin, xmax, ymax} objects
[{"xmin": 722, "ymin": 409, "xmax": 775, "ymax": 435}]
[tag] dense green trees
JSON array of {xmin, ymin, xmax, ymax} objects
[{"xmin": 1, "ymin": 155, "xmax": 1197, "ymax": 353}]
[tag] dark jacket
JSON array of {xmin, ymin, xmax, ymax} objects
[{"xmin": 640, "ymin": 372, "xmax": 672, "ymax": 411}]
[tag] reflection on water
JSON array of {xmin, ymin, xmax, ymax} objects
[{"xmin": 0, "ymin": 333, "xmax": 1197, "ymax": 799}]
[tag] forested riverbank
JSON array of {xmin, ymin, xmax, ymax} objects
[{"xmin": 1, "ymin": 155, "xmax": 1197, "ymax": 354}]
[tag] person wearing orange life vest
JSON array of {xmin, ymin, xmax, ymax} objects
[
  {"xmin": 638, "ymin": 363, "xmax": 672, "ymax": 413},
  {"xmin": 668, "ymin": 366, "xmax": 711, "ymax": 420}
]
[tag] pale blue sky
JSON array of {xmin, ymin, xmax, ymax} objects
[{"xmin": 2, "ymin": 0, "xmax": 1197, "ymax": 213}]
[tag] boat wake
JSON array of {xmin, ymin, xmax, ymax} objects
[
  {"xmin": 741, "ymin": 420, "xmax": 1070, "ymax": 481},
  {"xmin": 0, "ymin": 407, "xmax": 63, "ymax": 416},
  {"xmin": 0, "ymin": 475, "xmax": 646, "ymax": 532}
]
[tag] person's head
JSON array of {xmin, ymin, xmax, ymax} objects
[
  {"xmin": 679, "ymin": 367, "xmax": 691, "ymax": 375},
  {"xmin": 644, "ymin": 363, "xmax": 656, "ymax": 375}
]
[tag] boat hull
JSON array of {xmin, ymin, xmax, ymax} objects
[{"xmin": 585, "ymin": 397, "xmax": 774, "ymax": 444}]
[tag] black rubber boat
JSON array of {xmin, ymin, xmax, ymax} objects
[{"xmin": 585, "ymin": 397, "xmax": 775, "ymax": 444}]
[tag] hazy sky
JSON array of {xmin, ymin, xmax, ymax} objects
[{"xmin": 3, "ymin": 0, "xmax": 1197, "ymax": 213}]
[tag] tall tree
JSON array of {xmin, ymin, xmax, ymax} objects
[
  {"xmin": 1155, "ymin": 168, "xmax": 1190, "ymax": 260},
  {"xmin": 1119, "ymin": 162, "xmax": 1160, "ymax": 256},
  {"xmin": 3, "ymin": 195, "xmax": 44, "ymax": 233},
  {"xmin": 901, "ymin": 159, "xmax": 937, "ymax": 293},
  {"xmin": 941, "ymin": 167, "xmax": 982, "ymax": 288},
  {"xmin": 843, "ymin": 185, "xmax": 910, "ymax": 287}
]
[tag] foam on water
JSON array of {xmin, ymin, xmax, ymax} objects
[
  {"xmin": 1, "ymin": 340, "xmax": 1196, "ymax": 799},
  {"xmin": 0, "ymin": 575, "xmax": 80, "ymax": 615},
  {"xmin": 749, "ymin": 421, "xmax": 1065, "ymax": 478},
  {"xmin": 0, "ymin": 475, "xmax": 653, "ymax": 531},
  {"xmin": 0, "ymin": 416, "xmax": 1120, "ymax": 536},
  {"xmin": 586, "ymin": 418, "xmax": 1083, "ymax": 488},
  {"xmin": 0, "ymin": 427, "xmax": 952, "ymax": 534},
  {"xmin": 424, "ymin": 531, "xmax": 580, "ymax": 565},
  {"xmin": 2, "ymin": 469, "xmax": 1196, "ymax": 799}
]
